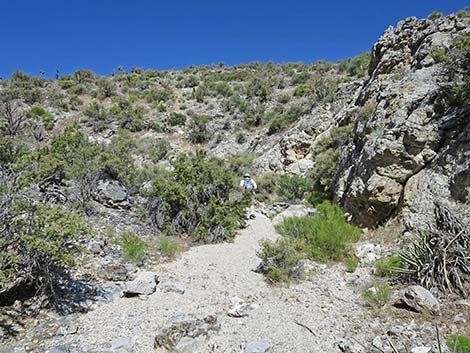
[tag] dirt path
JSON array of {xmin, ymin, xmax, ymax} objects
[{"xmin": 48, "ymin": 213, "xmax": 369, "ymax": 353}]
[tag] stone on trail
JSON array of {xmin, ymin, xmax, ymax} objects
[
  {"xmin": 395, "ymin": 285, "xmax": 440, "ymax": 315},
  {"xmin": 158, "ymin": 280, "xmax": 187, "ymax": 294},
  {"xmin": 122, "ymin": 271, "xmax": 158, "ymax": 296},
  {"xmin": 154, "ymin": 312, "xmax": 219, "ymax": 351},
  {"xmin": 227, "ymin": 296, "xmax": 258, "ymax": 318},
  {"xmin": 244, "ymin": 339, "xmax": 271, "ymax": 353}
]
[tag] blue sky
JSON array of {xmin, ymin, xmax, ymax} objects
[{"xmin": 1, "ymin": 0, "xmax": 468, "ymax": 78}]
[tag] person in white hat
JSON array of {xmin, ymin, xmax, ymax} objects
[{"xmin": 240, "ymin": 173, "xmax": 257, "ymax": 195}]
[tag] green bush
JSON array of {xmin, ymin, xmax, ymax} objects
[
  {"xmin": 145, "ymin": 87, "xmax": 173, "ymax": 103},
  {"xmin": 26, "ymin": 106, "xmax": 55, "ymax": 130},
  {"xmin": 277, "ymin": 174, "xmax": 310, "ymax": 201},
  {"xmin": 144, "ymin": 151, "xmax": 250, "ymax": 242},
  {"xmin": 158, "ymin": 237, "xmax": 179, "ymax": 257},
  {"xmin": 83, "ymin": 102, "xmax": 110, "ymax": 132},
  {"xmin": 428, "ymin": 11, "xmax": 443, "ymax": 20},
  {"xmin": 362, "ymin": 282, "xmax": 391, "ymax": 310},
  {"xmin": 188, "ymin": 115, "xmax": 209, "ymax": 143},
  {"xmin": 257, "ymin": 238, "xmax": 303, "ymax": 283},
  {"xmin": 168, "ymin": 112, "xmax": 187, "ymax": 126},
  {"xmin": 274, "ymin": 201, "xmax": 361, "ymax": 262},
  {"xmin": 337, "ymin": 52, "xmax": 371, "ymax": 78},
  {"xmin": 447, "ymin": 335, "xmax": 470, "ymax": 353},
  {"xmin": 291, "ymin": 72, "xmax": 311, "ymax": 85},
  {"xmin": 117, "ymin": 231, "xmax": 147, "ymax": 264},
  {"xmin": 258, "ymin": 201, "xmax": 361, "ymax": 283},
  {"xmin": 374, "ymin": 256, "xmax": 403, "ymax": 277},
  {"xmin": 345, "ymin": 256, "xmax": 360, "ymax": 273},
  {"xmin": 456, "ymin": 8, "xmax": 470, "ymax": 18},
  {"xmin": 0, "ymin": 201, "xmax": 87, "ymax": 301}
]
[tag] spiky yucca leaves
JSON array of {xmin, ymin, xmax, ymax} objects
[{"xmin": 399, "ymin": 203, "xmax": 470, "ymax": 297}]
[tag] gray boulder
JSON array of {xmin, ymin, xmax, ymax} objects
[
  {"xmin": 396, "ymin": 285, "xmax": 440, "ymax": 315},
  {"xmin": 158, "ymin": 280, "xmax": 186, "ymax": 294},
  {"xmin": 123, "ymin": 271, "xmax": 158, "ymax": 296},
  {"xmin": 97, "ymin": 179, "xmax": 128, "ymax": 204},
  {"xmin": 154, "ymin": 312, "xmax": 219, "ymax": 351}
]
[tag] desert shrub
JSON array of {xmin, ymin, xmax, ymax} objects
[
  {"xmin": 277, "ymin": 174, "xmax": 310, "ymax": 201},
  {"xmin": 246, "ymin": 79, "xmax": 270, "ymax": 101},
  {"xmin": 258, "ymin": 201, "xmax": 361, "ymax": 282},
  {"xmin": 274, "ymin": 201, "xmax": 361, "ymax": 262},
  {"xmin": 194, "ymin": 85, "xmax": 208, "ymax": 103},
  {"xmin": 151, "ymin": 139, "xmax": 171, "ymax": 162},
  {"xmin": 109, "ymin": 101, "xmax": 145, "ymax": 132},
  {"xmin": 447, "ymin": 335, "xmax": 470, "ymax": 353},
  {"xmin": 293, "ymin": 85, "xmax": 307, "ymax": 97},
  {"xmin": 437, "ymin": 35, "xmax": 470, "ymax": 109},
  {"xmin": 58, "ymin": 80, "xmax": 74, "ymax": 89},
  {"xmin": 97, "ymin": 79, "xmax": 117, "ymax": 99},
  {"xmin": 291, "ymin": 72, "xmax": 311, "ymax": 85},
  {"xmin": 26, "ymin": 106, "xmax": 55, "ymax": 130},
  {"xmin": 98, "ymin": 129, "xmax": 137, "ymax": 186},
  {"xmin": 145, "ymin": 87, "xmax": 172, "ymax": 103},
  {"xmin": 337, "ymin": 52, "xmax": 371, "ymax": 77},
  {"xmin": 255, "ymin": 173, "xmax": 279, "ymax": 203},
  {"xmin": 18, "ymin": 127, "xmax": 99, "ymax": 187},
  {"xmin": 236, "ymin": 132, "xmax": 247, "ymax": 144},
  {"xmin": 428, "ymin": 11, "xmax": 443, "ymax": 20},
  {"xmin": 83, "ymin": 102, "xmax": 109, "ymax": 132},
  {"xmin": 215, "ymin": 82, "xmax": 233, "ymax": 97},
  {"xmin": 257, "ymin": 238, "xmax": 303, "ymax": 283},
  {"xmin": 456, "ymin": 8, "xmax": 470, "ymax": 18},
  {"xmin": 227, "ymin": 152, "xmax": 255, "ymax": 174},
  {"xmin": 188, "ymin": 115, "xmax": 209, "ymax": 143},
  {"xmin": 374, "ymin": 256, "xmax": 403, "ymax": 277},
  {"xmin": 143, "ymin": 151, "xmax": 250, "ymax": 242},
  {"xmin": 307, "ymin": 148, "xmax": 339, "ymax": 203},
  {"xmin": 73, "ymin": 69, "xmax": 96, "ymax": 83},
  {"xmin": 277, "ymin": 93, "xmax": 291, "ymax": 104},
  {"xmin": 0, "ymin": 200, "xmax": 88, "ymax": 304},
  {"xmin": 362, "ymin": 282, "xmax": 391, "ymax": 310},
  {"xmin": 117, "ymin": 231, "xmax": 146, "ymax": 264},
  {"xmin": 308, "ymin": 74, "xmax": 338, "ymax": 103},
  {"xmin": 399, "ymin": 204, "xmax": 470, "ymax": 296},
  {"xmin": 168, "ymin": 112, "xmax": 187, "ymax": 126},
  {"xmin": 158, "ymin": 237, "xmax": 179, "ymax": 257}
]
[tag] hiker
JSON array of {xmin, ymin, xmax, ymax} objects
[{"xmin": 240, "ymin": 173, "xmax": 257, "ymax": 194}]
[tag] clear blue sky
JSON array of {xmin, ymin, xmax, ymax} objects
[{"xmin": 1, "ymin": 0, "xmax": 468, "ymax": 78}]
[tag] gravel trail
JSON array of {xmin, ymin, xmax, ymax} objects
[{"xmin": 51, "ymin": 213, "xmax": 368, "ymax": 353}]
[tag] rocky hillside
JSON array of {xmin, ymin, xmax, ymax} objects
[{"xmin": 1, "ymin": 9, "xmax": 470, "ymax": 353}]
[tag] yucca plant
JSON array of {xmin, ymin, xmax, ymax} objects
[
  {"xmin": 398, "ymin": 203, "xmax": 470, "ymax": 297},
  {"xmin": 372, "ymin": 325, "xmax": 447, "ymax": 353}
]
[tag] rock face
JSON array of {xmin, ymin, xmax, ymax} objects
[{"xmin": 335, "ymin": 15, "xmax": 470, "ymax": 230}]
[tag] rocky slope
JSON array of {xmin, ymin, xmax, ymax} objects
[
  {"xmin": 1, "ymin": 10, "xmax": 470, "ymax": 353},
  {"xmin": 334, "ymin": 14, "xmax": 470, "ymax": 230}
]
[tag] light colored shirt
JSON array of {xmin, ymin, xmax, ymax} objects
[{"xmin": 240, "ymin": 178, "xmax": 257, "ymax": 190}]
